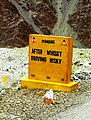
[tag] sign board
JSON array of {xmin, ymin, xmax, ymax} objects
[
  {"xmin": 21, "ymin": 34, "xmax": 78, "ymax": 91},
  {"xmin": 29, "ymin": 34, "xmax": 73, "ymax": 84}
]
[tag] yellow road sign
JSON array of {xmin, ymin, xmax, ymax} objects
[
  {"xmin": 21, "ymin": 34, "xmax": 78, "ymax": 91},
  {"xmin": 29, "ymin": 34, "xmax": 73, "ymax": 83}
]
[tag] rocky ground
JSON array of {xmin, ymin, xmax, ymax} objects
[
  {"xmin": 49, "ymin": 95, "xmax": 91, "ymax": 120},
  {"xmin": 0, "ymin": 47, "xmax": 91, "ymax": 120},
  {"xmin": 72, "ymin": 48, "xmax": 91, "ymax": 81}
]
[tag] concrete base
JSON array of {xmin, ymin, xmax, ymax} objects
[{"xmin": 21, "ymin": 78, "xmax": 78, "ymax": 92}]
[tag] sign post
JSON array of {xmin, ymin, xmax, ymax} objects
[{"xmin": 21, "ymin": 34, "xmax": 78, "ymax": 91}]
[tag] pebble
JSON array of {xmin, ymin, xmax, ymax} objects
[
  {"xmin": 74, "ymin": 60, "xmax": 80, "ymax": 65},
  {"xmin": 17, "ymin": 118, "xmax": 22, "ymax": 120},
  {"xmin": 0, "ymin": 90, "xmax": 6, "ymax": 95},
  {"xmin": 71, "ymin": 75, "xmax": 78, "ymax": 81}
]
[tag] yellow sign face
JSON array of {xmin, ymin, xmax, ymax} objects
[{"xmin": 29, "ymin": 34, "xmax": 73, "ymax": 84}]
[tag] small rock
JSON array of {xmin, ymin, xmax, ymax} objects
[
  {"xmin": 80, "ymin": 53, "xmax": 84, "ymax": 55},
  {"xmin": 89, "ymin": 62, "xmax": 91, "ymax": 65},
  {"xmin": 71, "ymin": 75, "xmax": 78, "ymax": 81},
  {"xmin": 1, "ymin": 90, "xmax": 6, "ymax": 95},
  {"xmin": 24, "ymin": 62, "xmax": 28, "ymax": 66},
  {"xmin": 74, "ymin": 60, "xmax": 80, "ymax": 65},
  {"xmin": 17, "ymin": 118, "xmax": 22, "ymax": 120},
  {"xmin": 17, "ymin": 101, "xmax": 21, "ymax": 104},
  {"xmin": 83, "ymin": 60, "xmax": 89, "ymax": 67}
]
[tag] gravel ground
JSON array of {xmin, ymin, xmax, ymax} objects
[
  {"xmin": 0, "ymin": 47, "xmax": 28, "ymax": 88},
  {"xmin": 0, "ymin": 47, "xmax": 91, "ymax": 120},
  {"xmin": 49, "ymin": 94, "xmax": 91, "ymax": 120},
  {"xmin": 0, "ymin": 80, "xmax": 91, "ymax": 120}
]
